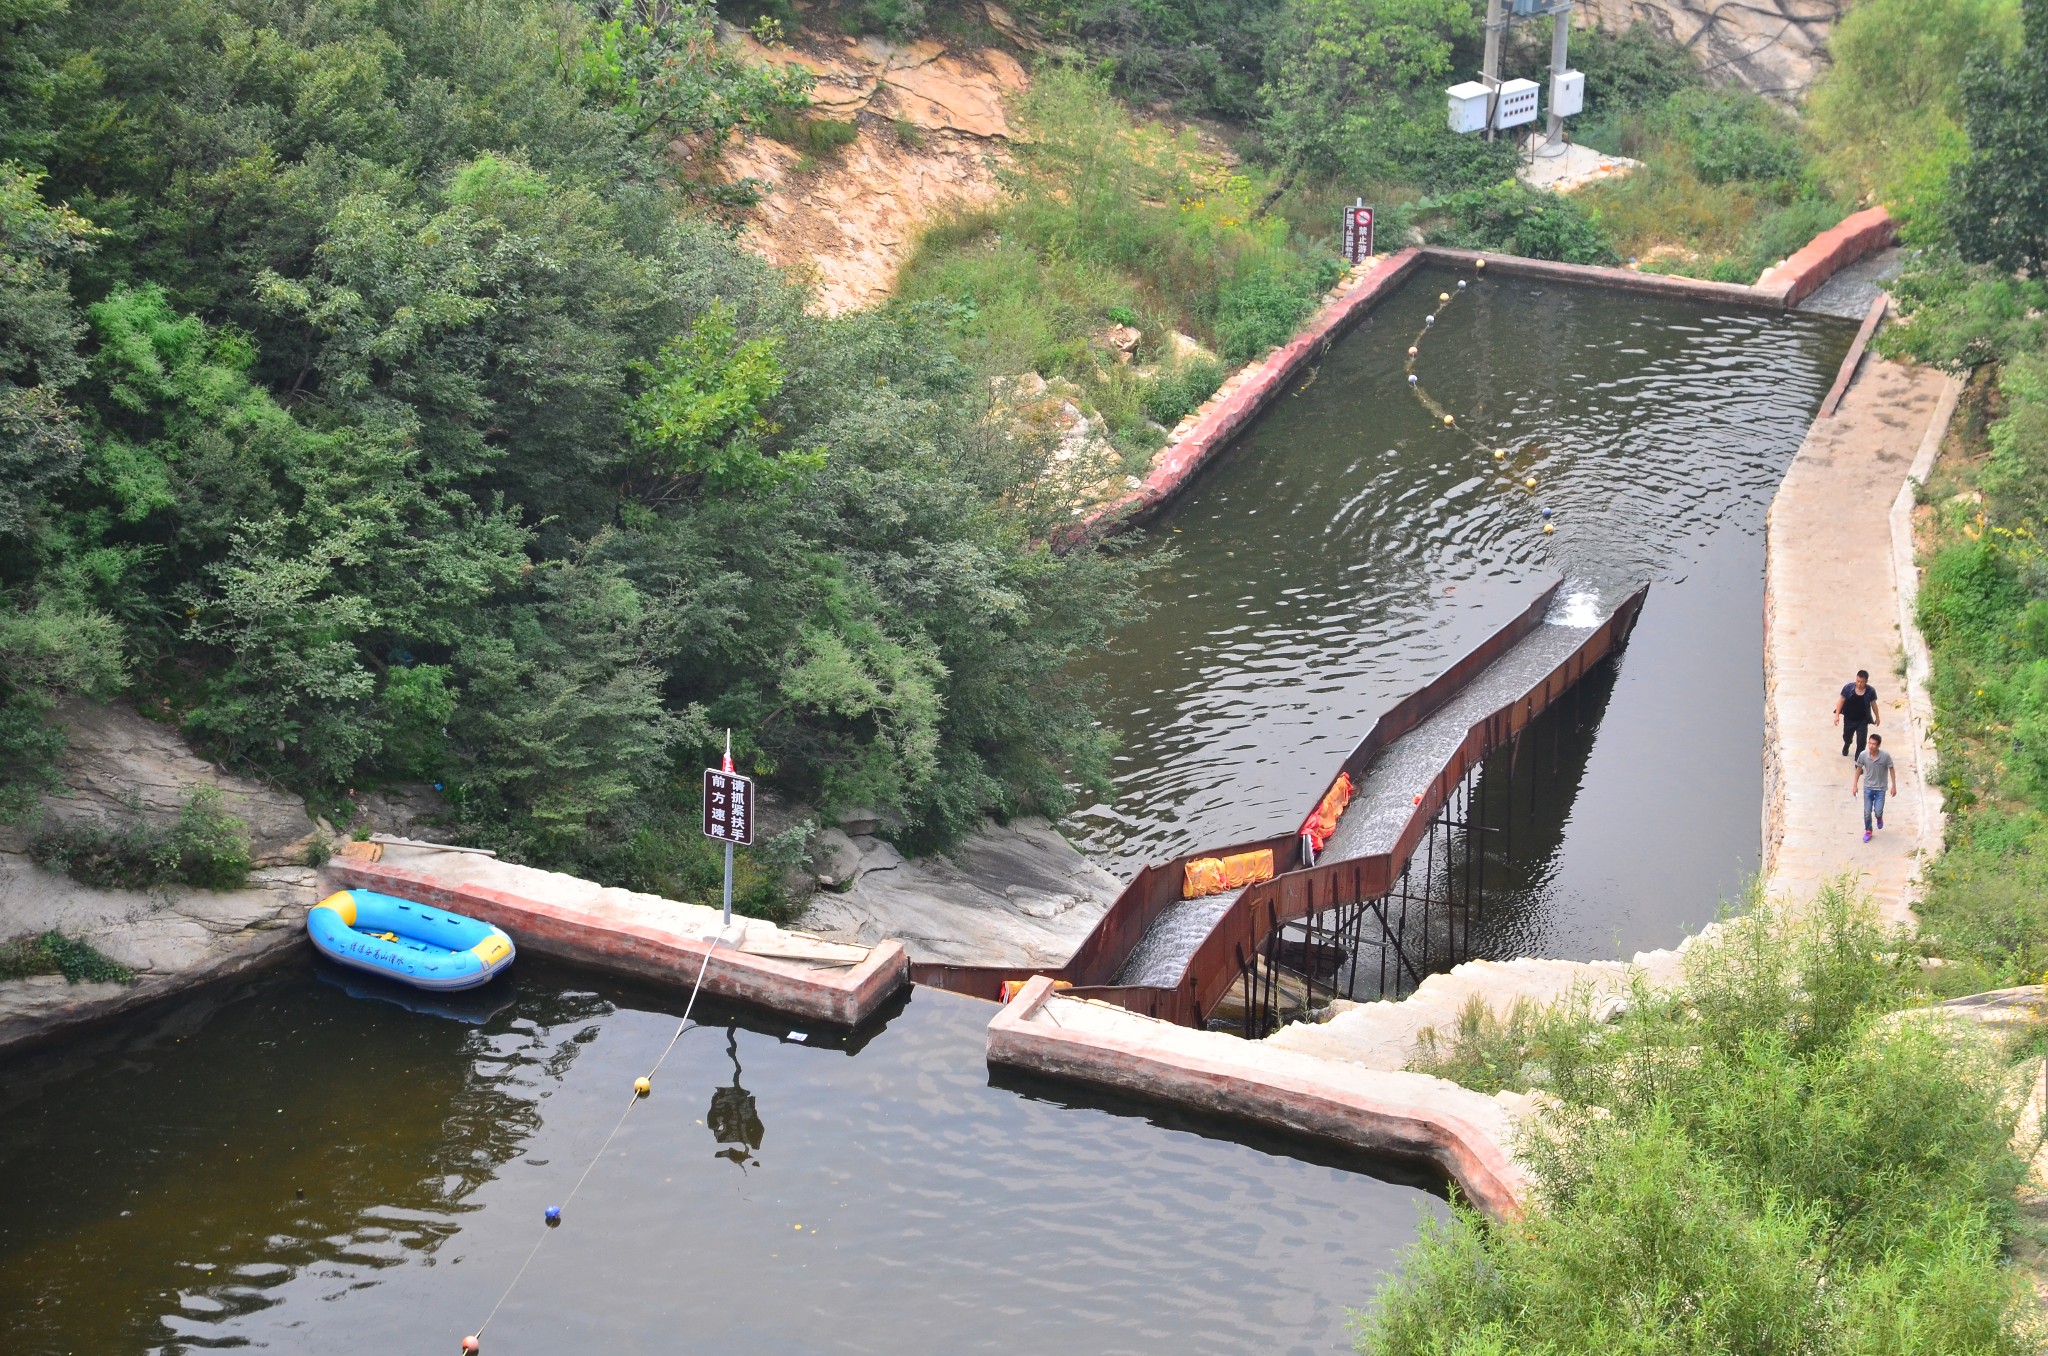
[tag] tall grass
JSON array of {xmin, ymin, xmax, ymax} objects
[
  {"xmin": 1577, "ymin": 89, "xmax": 1849, "ymax": 282},
  {"xmin": 1373, "ymin": 886, "xmax": 2035, "ymax": 1356},
  {"xmin": 897, "ymin": 66, "xmax": 1342, "ymax": 463}
]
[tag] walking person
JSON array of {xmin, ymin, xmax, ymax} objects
[
  {"xmin": 1835, "ymin": 669, "xmax": 1879, "ymax": 758},
  {"xmin": 1852, "ymin": 732, "xmax": 1897, "ymax": 843}
]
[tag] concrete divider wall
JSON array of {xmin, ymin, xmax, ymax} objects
[
  {"xmin": 988, "ymin": 975, "xmax": 1532, "ymax": 1219},
  {"xmin": 327, "ymin": 853, "xmax": 909, "ymax": 1028}
]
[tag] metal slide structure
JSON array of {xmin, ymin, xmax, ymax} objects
[{"xmin": 913, "ymin": 578, "xmax": 1650, "ymax": 1030}]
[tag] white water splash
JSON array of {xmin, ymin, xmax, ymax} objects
[{"xmin": 1549, "ymin": 590, "xmax": 1602, "ymax": 628}]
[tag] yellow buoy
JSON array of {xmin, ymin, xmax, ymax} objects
[
  {"xmin": 1524, "ymin": 476, "xmax": 1537, "ymax": 489},
  {"xmin": 1439, "ymin": 292, "xmax": 1450, "ymax": 303},
  {"xmin": 1493, "ymin": 448, "xmax": 1507, "ymax": 461},
  {"xmin": 1407, "ymin": 346, "xmax": 1418, "ymax": 357},
  {"xmin": 1542, "ymin": 522, "xmax": 1555, "ymax": 534},
  {"xmin": 1443, "ymin": 414, "xmax": 1455, "ymax": 427},
  {"xmin": 1476, "ymin": 259, "xmax": 1486, "ymax": 270},
  {"xmin": 634, "ymin": 1076, "xmax": 652, "ymax": 1096}
]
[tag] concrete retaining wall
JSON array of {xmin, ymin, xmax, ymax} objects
[
  {"xmin": 1757, "ymin": 207, "xmax": 1896, "ymax": 307},
  {"xmin": 1081, "ymin": 211, "xmax": 1896, "ymax": 538},
  {"xmin": 328, "ymin": 848, "xmax": 909, "ymax": 1028},
  {"xmin": 988, "ymin": 976, "xmax": 1533, "ymax": 1219}
]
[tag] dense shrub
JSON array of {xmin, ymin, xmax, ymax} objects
[
  {"xmin": 0, "ymin": 930, "xmax": 134, "ymax": 984},
  {"xmin": 28, "ymin": 785, "xmax": 253, "ymax": 892},
  {"xmin": 1141, "ymin": 358, "xmax": 1227, "ymax": 427},
  {"xmin": 1377, "ymin": 889, "xmax": 2033, "ymax": 1356},
  {"xmin": 900, "ymin": 66, "xmax": 1340, "ymax": 411},
  {"xmin": 1413, "ymin": 180, "xmax": 1616, "ymax": 265}
]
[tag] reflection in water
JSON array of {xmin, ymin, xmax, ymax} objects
[
  {"xmin": 1, "ymin": 960, "xmax": 1443, "ymax": 1355},
  {"xmin": 1076, "ymin": 268, "xmax": 1850, "ymax": 958},
  {"xmin": 707, "ymin": 1028, "xmax": 764, "ymax": 1169}
]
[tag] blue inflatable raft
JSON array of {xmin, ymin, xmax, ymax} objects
[{"xmin": 307, "ymin": 889, "xmax": 515, "ymax": 992}]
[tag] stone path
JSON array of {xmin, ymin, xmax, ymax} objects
[{"xmin": 1764, "ymin": 353, "xmax": 1953, "ymax": 925}]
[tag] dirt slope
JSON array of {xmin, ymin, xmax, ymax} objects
[{"xmin": 727, "ymin": 19, "xmax": 1031, "ymax": 313}]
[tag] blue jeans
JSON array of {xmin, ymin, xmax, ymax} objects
[{"xmin": 1863, "ymin": 786, "xmax": 1887, "ymax": 831}]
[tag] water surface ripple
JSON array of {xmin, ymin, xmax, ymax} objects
[{"xmin": 0, "ymin": 962, "xmax": 1443, "ymax": 1355}]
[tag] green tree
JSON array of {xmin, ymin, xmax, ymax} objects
[
  {"xmin": 1953, "ymin": 0, "xmax": 2048, "ymax": 274},
  {"xmin": 629, "ymin": 300, "xmax": 823, "ymax": 495},
  {"xmin": 1809, "ymin": 0, "xmax": 2017, "ymax": 236},
  {"xmin": 1258, "ymin": 0, "xmax": 1477, "ymax": 177}
]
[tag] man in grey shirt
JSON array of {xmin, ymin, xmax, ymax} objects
[{"xmin": 1852, "ymin": 732, "xmax": 1897, "ymax": 843}]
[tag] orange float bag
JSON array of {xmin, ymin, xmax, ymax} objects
[
  {"xmin": 1182, "ymin": 856, "xmax": 1228, "ymax": 898},
  {"xmin": 1300, "ymin": 772, "xmax": 1355, "ymax": 853},
  {"xmin": 1183, "ymin": 849, "xmax": 1274, "ymax": 898}
]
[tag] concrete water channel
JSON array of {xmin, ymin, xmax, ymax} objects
[
  {"xmin": 1, "ymin": 263, "xmax": 1856, "ymax": 1353},
  {"xmin": 1073, "ymin": 265, "xmax": 1851, "ymax": 979}
]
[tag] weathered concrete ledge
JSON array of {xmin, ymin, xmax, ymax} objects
[
  {"xmin": 988, "ymin": 975, "xmax": 1534, "ymax": 1218},
  {"xmin": 327, "ymin": 846, "xmax": 909, "ymax": 1028},
  {"xmin": 1758, "ymin": 207, "xmax": 1897, "ymax": 307},
  {"xmin": 1081, "ymin": 248, "xmax": 1427, "ymax": 531},
  {"xmin": 0, "ymin": 862, "xmax": 314, "ymax": 1060}
]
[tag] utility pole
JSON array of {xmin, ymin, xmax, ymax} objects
[
  {"xmin": 1544, "ymin": 2, "xmax": 1573, "ymax": 152},
  {"xmin": 1481, "ymin": 0, "xmax": 1504, "ymax": 142}
]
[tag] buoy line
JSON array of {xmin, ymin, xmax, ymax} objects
[
  {"xmin": 462, "ymin": 937, "xmax": 725, "ymax": 1354},
  {"xmin": 1404, "ymin": 267, "xmax": 1561, "ymax": 543}
]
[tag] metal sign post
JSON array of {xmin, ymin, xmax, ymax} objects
[{"xmin": 702, "ymin": 731, "xmax": 754, "ymax": 927}]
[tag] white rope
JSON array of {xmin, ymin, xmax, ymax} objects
[{"xmin": 469, "ymin": 938, "xmax": 723, "ymax": 1344}]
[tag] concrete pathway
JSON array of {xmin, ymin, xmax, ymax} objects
[{"xmin": 1763, "ymin": 353, "xmax": 1954, "ymax": 925}]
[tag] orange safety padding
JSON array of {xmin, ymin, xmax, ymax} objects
[
  {"xmin": 1220, "ymin": 848, "xmax": 1274, "ymax": 889},
  {"xmin": 1183, "ymin": 856, "xmax": 1228, "ymax": 898},
  {"xmin": 1300, "ymin": 772, "xmax": 1355, "ymax": 852},
  {"xmin": 1183, "ymin": 849, "xmax": 1274, "ymax": 899}
]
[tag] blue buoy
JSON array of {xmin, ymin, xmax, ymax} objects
[
  {"xmin": 1541, "ymin": 506, "xmax": 1553, "ymax": 518},
  {"xmin": 1408, "ymin": 374, "xmax": 1418, "ymax": 386},
  {"xmin": 544, "ymin": 1205, "xmax": 562, "ymax": 1225},
  {"xmin": 1458, "ymin": 280, "xmax": 1467, "ymax": 291},
  {"xmin": 1425, "ymin": 315, "xmax": 1436, "ymax": 326}
]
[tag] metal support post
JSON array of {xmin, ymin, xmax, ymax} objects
[
  {"xmin": 1542, "ymin": 3, "xmax": 1572, "ymax": 153},
  {"xmin": 1481, "ymin": 0, "xmax": 1504, "ymax": 140}
]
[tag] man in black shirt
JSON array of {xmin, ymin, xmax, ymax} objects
[{"xmin": 1834, "ymin": 669, "xmax": 1879, "ymax": 758}]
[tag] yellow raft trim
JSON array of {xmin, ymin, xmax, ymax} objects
[
  {"xmin": 470, "ymin": 933, "xmax": 513, "ymax": 966},
  {"xmin": 314, "ymin": 890, "xmax": 358, "ymax": 926}
]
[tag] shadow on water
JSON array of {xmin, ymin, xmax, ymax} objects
[{"xmin": 1, "ymin": 961, "xmax": 1445, "ymax": 1356}]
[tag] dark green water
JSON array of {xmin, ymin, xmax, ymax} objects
[
  {"xmin": 1072, "ymin": 266, "xmax": 1851, "ymax": 959},
  {"xmin": 0, "ymin": 958, "xmax": 1443, "ymax": 1355},
  {"xmin": 2, "ymin": 267, "xmax": 1855, "ymax": 1355}
]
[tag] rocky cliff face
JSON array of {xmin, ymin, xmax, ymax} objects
[
  {"xmin": 727, "ymin": 22, "xmax": 1030, "ymax": 313},
  {"xmin": 1575, "ymin": 0, "xmax": 1847, "ymax": 100},
  {"xmin": 0, "ymin": 698, "xmax": 321, "ymax": 866}
]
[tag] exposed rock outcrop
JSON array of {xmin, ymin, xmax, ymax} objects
[
  {"xmin": 0, "ymin": 697, "xmax": 320, "ymax": 866},
  {"xmin": 797, "ymin": 816, "xmax": 1121, "ymax": 967},
  {"xmin": 726, "ymin": 25, "xmax": 1031, "ymax": 312},
  {"xmin": 0, "ymin": 699, "xmax": 327, "ymax": 1055},
  {"xmin": 1574, "ymin": 0, "xmax": 1847, "ymax": 100}
]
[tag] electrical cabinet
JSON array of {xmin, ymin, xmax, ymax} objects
[
  {"xmin": 1551, "ymin": 69, "xmax": 1585, "ymax": 119},
  {"xmin": 1494, "ymin": 78, "xmax": 1539, "ymax": 129},
  {"xmin": 1446, "ymin": 81, "xmax": 1490, "ymax": 135}
]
